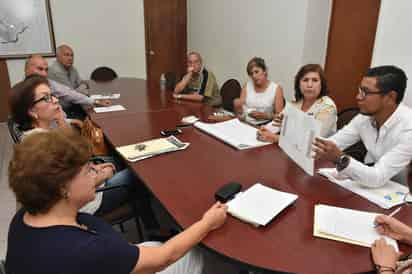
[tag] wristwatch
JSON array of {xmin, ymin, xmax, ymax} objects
[{"xmin": 336, "ymin": 154, "xmax": 350, "ymax": 172}]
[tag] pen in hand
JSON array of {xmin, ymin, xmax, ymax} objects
[{"xmin": 373, "ymin": 206, "xmax": 403, "ymax": 228}]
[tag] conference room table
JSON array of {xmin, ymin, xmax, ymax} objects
[{"xmin": 88, "ymin": 78, "xmax": 412, "ymax": 274}]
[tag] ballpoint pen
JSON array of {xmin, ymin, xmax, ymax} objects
[{"xmin": 373, "ymin": 206, "xmax": 403, "ymax": 228}]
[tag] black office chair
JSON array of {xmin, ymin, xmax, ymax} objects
[
  {"xmin": 0, "ymin": 259, "xmax": 5, "ymax": 274},
  {"xmin": 337, "ymin": 107, "xmax": 367, "ymax": 162},
  {"xmin": 90, "ymin": 67, "xmax": 118, "ymax": 82},
  {"xmin": 7, "ymin": 116, "xmax": 23, "ymax": 144},
  {"xmin": 164, "ymin": 72, "xmax": 177, "ymax": 90},
  {"xmin": 220, "ymin": 79, "xmax": 241, "ymax": 112}
]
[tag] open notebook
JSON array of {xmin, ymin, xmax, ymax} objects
[
  {"xmin": 227, "ymin": 183, "xmax": 298, "ymax": 227},
  {"xmin": 116, "ymin": 135, "xmax": 189, "ymax": 162},
  {"xmin": 318, "ymin": 168, "xmax": 408, "ymax": 209},
  {"xmin": 194, "ymin": 119, "xmax": 270, "ymax": 150},
  {"xmin": 314, "ymin": 204, "xmax": 398, "ymax": 250}
]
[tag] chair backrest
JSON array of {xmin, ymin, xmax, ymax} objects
[
  {"xmin": 90, "ymin": 67, "xmax": 118, "ymax": 82},
  {"xmin": 164, "ymin": 72, "xmax": 177, "ymax": 90},
  {"xmin": 7, "ymin": 116, "xmax": 23, "ymax": 144},
  {"xmin": 220, "ymin": 79, "xmax": 241, "ymax": 112},
  {"xmin": 337, "ymin": 107, "xmax": 360, "ymax": 129}
]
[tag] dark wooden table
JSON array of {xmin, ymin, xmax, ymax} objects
[{"xmin": 89, "ymin": 78, "xmax": 412, "ymax": 274}]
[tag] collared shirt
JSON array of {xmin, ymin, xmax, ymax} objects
[
  {"xmin": 329, "ymin": 104, "xmax": 412, "ymax": 188},
  {"xmin": 48, "ymin": 61, "xmax": 82, "ymax": 89},
  {"xmin": 48, "ymin": 79, "xmax": 94, "ymax": 108}
]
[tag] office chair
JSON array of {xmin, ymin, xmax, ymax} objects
[
  {"xmin": 337, "ymin": 107, "xmax": 360, "ymax": 130},
  {"xmin": 0, "ymin": 259, "xmax": 5, "ymax": 274},
  {"xmin": 220, "ymin": 79, "xmax": 241, "ymax": 112},
  {"xmin": 164, "ymin": 72, "xmax": 177, "ymax": 90},
  {"xmin": 337, "ymin": 107, "xmax": 367, "ymax": 162},
  {"xmin": 7, "ymin": 116, "xmax": 23, "ymax": 144},
  {"xmin": 90, "ymin": 67, "xmax": 118, "ymax": 82}
]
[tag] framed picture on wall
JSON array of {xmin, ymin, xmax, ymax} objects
[{"xmin": 0, "ymin": 0, "xmax": 56, "ymax": 59}]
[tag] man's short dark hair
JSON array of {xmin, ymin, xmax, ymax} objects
[{"xmin": 366, "ymin": 65, "xmax": 408, "ymax": 104}]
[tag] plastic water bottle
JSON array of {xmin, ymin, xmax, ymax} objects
[{"xmin": 160, "ymin": 73, "xmax": 166, "ymax": 91}]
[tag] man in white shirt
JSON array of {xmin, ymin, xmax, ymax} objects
[{"xmin": 313, "ymin": 65, "xmax": 412, "ymax": 187}]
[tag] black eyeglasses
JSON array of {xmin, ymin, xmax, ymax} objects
[
  {"xmin": 32, "ymin": 94, "xmax": 56, "ymax": 105},
  {"xmin": 358, "ymin": 87, "xmax": 387, "ymax": 98}
]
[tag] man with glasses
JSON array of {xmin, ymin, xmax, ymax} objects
[
  {"xmin": 173, "ymin": 52, "xmax": 221, "ymax": 105},
  {"xmin": 24, "ymin": 55, "xmax": 110, "ymax": 119},
  {"xmin": 313, "ymin": 65, "xmax": 412, "ymax": 187}
]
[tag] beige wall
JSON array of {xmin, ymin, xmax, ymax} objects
[
  {"xmin": 188, "ymin": 0, "xmax": 332, "ymax": 100},
  {"xmin": 6, "ymin": 0, "xmax": 146, "ymax": 86},
  {"xmin": 372, "ymin": 0, "xmax": 412, "ymax": 107}
]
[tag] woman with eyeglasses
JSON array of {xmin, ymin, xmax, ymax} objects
[
  {"xmin": 6, "ymin": 129, "xmax": 227, "ymax": 274},
  {"xmin": 8, "ymin": 75, "xmax": 143, "ymax": 219},
  {"xmin": 257, "ymin": 64, "xmax": 337, "ymax": 143}
]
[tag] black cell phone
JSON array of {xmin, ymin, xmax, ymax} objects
[{"xmin": 160, "ymin": 128, "xmax": 182, "ymax": 136}]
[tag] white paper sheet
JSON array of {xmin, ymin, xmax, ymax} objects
[
  {"xmin": 279, "ymin": 104, "xmax": 321, "ymax": 175},
  {"xmin": 194, "ymin": 119, "xmax": 271, "ymax": 150},
  {"xmin": 90, "ymin": 93, "xmax": 120, "ymax": 100},
  {"xmin": 94, "ymin": 105, "xmax": 126, "ymax": 113}
]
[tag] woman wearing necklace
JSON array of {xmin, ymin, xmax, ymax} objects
[{"xmin": 6, "ymin": 129, "xmax": 227, "ymax": 274}]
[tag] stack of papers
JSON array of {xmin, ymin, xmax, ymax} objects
[
  {"xmin": 90, "ymin": 93, "xmax": 120, "ymax": 100},
  {"xmin": 194, "ymin": 119, "xmax": 271, "ymax": 150},
  {"xmin": 116, "ymin": 136, "xmax": 189, "ymax": 162},
  {"xmin": 94, "ymin": 105, "xmax": 126, "ymax": 113},
  {"xmin": 318, "ymin": 168, "xmax": 408, "ymax": 209},
  {"xmin": 314, "ymin": 204, "xmax": 398, "ymax": 250},
  {"xmin": 227, "ymin": 183, "xmax": 298, "ymax": 226}
]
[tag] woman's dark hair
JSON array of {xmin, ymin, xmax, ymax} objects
[
  {"xmin": 9, "ymin": 75, "xmax": 50, "ymax": 130},
  {"xmin": 9, "ymin": 129, "xmax": 92, "ymax": 215},
  {"xmin": 246, "ymin": 57, "xmax": 267, "ymax": 76},
  {"xmin": 294, "ymin": 64, "xmax": 328, "ymax": 101}
]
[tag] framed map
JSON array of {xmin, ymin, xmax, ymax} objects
[{"xmin": 0, "ymin": 0, "xmax": 56, "ymax": 59}]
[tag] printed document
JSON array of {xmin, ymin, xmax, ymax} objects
[
  {"xmin": 318, "ymin": 168, "xmax": 407, "ymax": 209},
  {"xmin": 279, "ymin": 104, "xmax": 321, "ymax": 175}
]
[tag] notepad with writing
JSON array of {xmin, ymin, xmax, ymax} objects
[
  {"xmin": 313, "ymin": 204, "xmax": 398, "ymax": 250},
  {"xmin": 116, "ymin": 136, "xmax": 189, "ymax": 162},
  {"xmin": 227, "ymin": 183, "xmax": 298, "ymax": 227}
]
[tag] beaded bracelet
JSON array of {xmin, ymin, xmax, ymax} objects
[{"xmin": 375, "ymin": 264, "xmax": 396, "ymax": 273}]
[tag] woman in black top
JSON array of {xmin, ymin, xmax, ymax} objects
[{"xmin": 6, "ymin": 129, "xmax": 227, "ymax": 274}]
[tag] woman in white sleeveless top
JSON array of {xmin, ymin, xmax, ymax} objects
[
  {"xmin": 257, "ymin": 64, "xmax": 337, "ymax": 143},
  {"xmin": 234, "ymin": 57, "xmax": 285, "ymax": 120}
]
